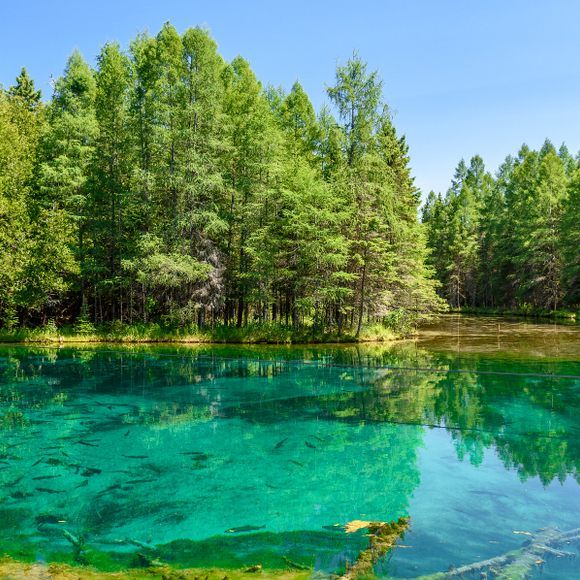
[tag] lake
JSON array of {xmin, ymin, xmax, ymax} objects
[{"xmin": 0, "ymin": 315, "xmax": 578, "ymax": 578}]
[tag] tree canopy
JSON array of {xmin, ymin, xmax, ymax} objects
[
  {"xmin": 0, "ymin": 25, "xmax": 443, "ymax": 331},
  {"xmin": 422, "ymin": 142, "xmax": 580, "ymax": 311}
]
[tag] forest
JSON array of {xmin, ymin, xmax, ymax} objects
[
  {"xmin": 0, "ymin": 23, "xmax": 443, "ymax": 337},
  {"xmin": 1, "ymin": 22, "xmax": 578, "ymax": 341},
  {"xmin": 422, "ymin": 145, "xmax": 579, "ymax": 311}
]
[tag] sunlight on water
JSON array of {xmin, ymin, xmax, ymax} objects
[{"xmin": 0, "ymin": 316, "xmax": 578, "ymax": 577}]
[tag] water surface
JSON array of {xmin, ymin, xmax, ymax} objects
[{"xmin": 0, "ymin": 315, "xmax": 578, "ymax": 577}]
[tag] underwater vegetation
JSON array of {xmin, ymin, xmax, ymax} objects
[{"xmin": 0, "ymin": 318, "xmax": 578, "ymax": 577}]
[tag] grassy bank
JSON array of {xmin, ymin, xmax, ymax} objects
[
  {"xmin": 0, "ymin": 558, "xmax": 310, "ymax": 579},
  {"xmin": 450, "ymin": 306, "xmax": 578, "ymax": 321},
  {"xmin": 0, "ymin": 321, "xmax": 400, "ymax": 345}
]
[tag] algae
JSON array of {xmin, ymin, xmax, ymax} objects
[
  {"xmin": 0, "ymin": 556, "xmax": 311, "ymax": 579},
  {"xmin": 341, "ymin": 517, "xmax": 410, "ymax": 579}
]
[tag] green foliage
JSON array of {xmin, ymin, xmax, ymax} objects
[
  {"xmin": 1, "ymin": 25, "xmax": 441, "ymax": 338},
  {"xmin": 423, "ymin": 143, "xmax": 579, "ymax": 311},
  {"xmin": 327, "ymin": 54, "xmax": 442, "ymax": 335},
  {"xmin": 561, "ymin": 170, "xmax": 580, "ymax": 304},
  {"xmin": 73, "ymin": 304, "xmax": 96, "ymax": 335},
  {"xmin": 0, "ymin": 88, "xmax": 45, "ymax": 326},
  {"xmin": 8, "ymin": 68, "xmax": 41, "ymax": 110},
  {"xmin": 0, "ymin": 321, "xmax": 395, "ymax": 344}
]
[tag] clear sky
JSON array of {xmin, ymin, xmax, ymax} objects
[{"xmin": 2, "ymin": 0, "xmax": 580, "ymax": 196}]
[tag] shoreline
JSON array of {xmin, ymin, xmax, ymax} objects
[
  {"xmin": 0, "ymin": 323, "xmax": 401, "ymax": 346},
  {"xmin": 449, "ymin": 307, "xmax": 577, "ymax": 321},
  {"xmin": 0, "ymin": 559, "xmax": 310, "ymax": 579},
  {"xmin": 1, "ymin": 310, "xmax": 578, "ymax": 346}
]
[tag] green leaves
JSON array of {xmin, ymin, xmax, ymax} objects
[
  {"xmin": 0, "ymin": 90, "xmax": 44, "ymax": 324},
  {"xmin": 424, "ymin": 142, "xmax": 577, "ymax": 311},
  {"xmin": 1, "ymin": 25, "xmax": 443, "ymax": 333},
  {"xmin": 561, "ymin": 171, "xmax": 580, "ymax": 304},
  {"xmin": 124, "ymin": 235, "xmax": 210, "ymax": 289},
  {"xmin": 8, "ymin": 68, "xmax": 41, "ymax": 111}
]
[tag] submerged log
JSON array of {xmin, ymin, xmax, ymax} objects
[
  {"xmin": 62, "ymin": 529, "xmax": 88, "ymax": 564},
  {"xmin": 422, "ymin": 527, "xmax": 579, "ymax": 579},
  {"xmin": 340, "ymin": 517, "xmax": 410, "ymax": 579}
]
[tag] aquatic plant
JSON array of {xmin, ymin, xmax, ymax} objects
[{"xmin": 0, "ymin": 408, "xmax": 27, "ymax": 429}]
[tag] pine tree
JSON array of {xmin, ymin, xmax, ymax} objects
[
  {"xmin": 316, "ymin": 105, "xmax": 344, "ymax": 181},
  {"xmin": 222, "ymin": 56, "xmax": 281, "ymax": 326},
  {"xmin": 278, "ymin": 81, "xmax": 320, "ymax": 163},
  {"xmin": 264, "ymin": 81, "xmax": 351, "ymax": 329},
  {"xmin": 174, "ymin": 27, "xmax": 228, "ymax": 320},
  {"xmin": 328, "ymin": 54, "xmax": 441, "ymax": 333},
  {"xmin": 328, "ymin": 54, "xmax": 392, "ymax": 334},
  {"xmin": 508, "ymin": 144, "xmax": 567, "ymax": 309},
  {"xmin": 430, "ymin": 158, "xmax": 481, "ymax": 307},
  {"xmin": 0, "ymin": 91, "xmax": 33, "ymax": 325},
  {"xmin": 126, "ymin": 25, "xmax": 227, "ymax": 324},
  {"xmin": 8, "ymin": 68, "xmax": 41, "ymax": 110},
  {"xmin": 478, "ymin": 157, "xmax": 511, "ymax": 306},
  {"xmin": 561, "ymin": 170, "xmax": 580, "ymax": 304},
  {"xmin": 375, "ymin": 114, "xmax": 443, "ymax": 314},
  {"xmin": 89, "ymin": 42, "xmax": 134, "ymax": 321},
  {"xmin": 32, "ymin": 50, "xmax": 97, "ymax": 319}
]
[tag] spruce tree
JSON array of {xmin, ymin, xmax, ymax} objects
[
  {"xmin": 0, "ymin": 24, "xmax": 452, "ymax": 330},
  {"xmin": 561, "ymin": 171, "xmax": 580, "ymax": 304},
  {"xmin": 26, "ymin": 51, "xmax": 96, "ymax": 319},
  {"xmin": 90, "ymin": 42, "xmax": 134, "ymax": 321},
  {"xmin": 8, "ymin": 67, "xmax": 41, "ymax": 110}
]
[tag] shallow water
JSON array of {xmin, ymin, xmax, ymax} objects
[{"xmin": 0, "ymin": 315, "xmax": 578, "ymax": 577}]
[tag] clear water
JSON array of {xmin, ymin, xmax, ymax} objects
[{"xmin": 0, "ymin": 315, "xmax": 578, "ymax": 577}]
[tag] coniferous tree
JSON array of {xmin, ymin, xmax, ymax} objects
[
  {"xmin": 0, "ymin": 26, "xmax": 457, "ymax": 332},
  {"xmin": 89, "ymin": 42, "xmax": 135, "ymax": 321},
  {"xmin": 0, "ymin": 90, "xmax": 38, "ymax": 325},
  {"xmin": 266, "ymin": 82, "xmax": 351, "ymax": 328},
  {"xmin": 478, "ymin": 157, "xmax": 511, "ymax": 306},
  {"xmin": 426, "ymin": 158, "xmax": 482, "ymax": 307},
  {"xmin": 328, "ymin": 54, "xmax": 442, "ymax": 334},
  {"xmin": 223, "ymin": 56, "xmax": 281, "ymax": 326},
  {"xmin": 561, "ymin": 171, "xmax": 580, "ymax": 305},
  {"xmin": 8, "ymin": 68, "xmax": 41, "ymax": 110},
  {"xmin": 423, "ymin": 142, "xmax": 577, "ymax": 312},
  {"xmin": 507, "ymin": 143, "xmax": 567, "ymax": 308},
  {"xmin": 328, "ymin": 54, "xmax": 393, "ymax": 335},
  {"xmin": 26, "ymin": 52, "xmax": 96, "ymax": 320}
]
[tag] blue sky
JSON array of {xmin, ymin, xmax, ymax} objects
[{"xmin": 2, "ymin": 0, "xmax": 580, "ymax": 195}]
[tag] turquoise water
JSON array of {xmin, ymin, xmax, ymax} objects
[{"xmin": 0, "ymin": 316, "xmax": 578, "ymax": 577}]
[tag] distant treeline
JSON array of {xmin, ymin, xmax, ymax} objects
[
  {"xmin": 422, "ymin": 145, "xmax": 579, "ymax": 310},
  {"xmin": 0, "ymin": 23, "xmax": 443, "ymax": 334}
]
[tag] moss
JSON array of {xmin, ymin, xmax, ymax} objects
[
  {"xmin": 0, "ymin": 529, "xmax": 352, "ymax": 576},
  {"xmin": 0, "ymin": 408, "xmax": 27, "ymax": 429},
  {"xmin": 341, "ymin": 517, "xmax": 410, "ymax": 579},
  {"xmin": 0, "ymin": 556, "xmax": 312, "ymax": 579}
]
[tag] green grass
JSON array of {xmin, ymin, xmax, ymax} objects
[{"xmin": 0, "ymin": 321, "xmax": 399, "ymax": 345}]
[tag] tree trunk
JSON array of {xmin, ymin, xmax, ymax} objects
[{"xmin": 356, "ymin": 260, "xmax": 367, "ymax": 338}]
